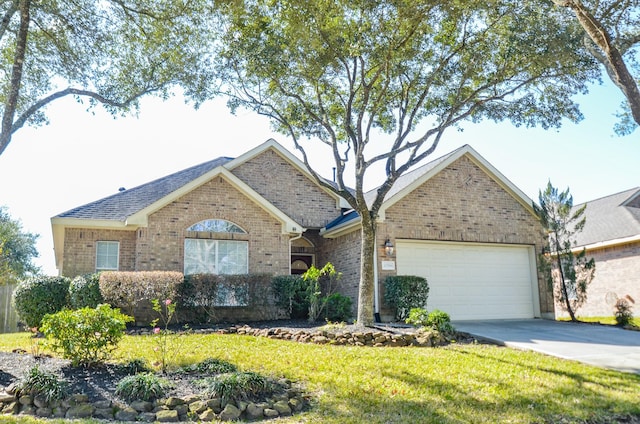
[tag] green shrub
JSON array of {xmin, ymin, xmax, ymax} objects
[
  {"xmin": 406, "ymin": 308, "xmax": 455, "ymax": 335},
  {"xmin": 324, "ymin": 293, "xmax": 353, "ymax": 322},
  {"xmin": 426, "ymin": 309, "xmax": 456, "ymax": 335},
  {"xmin": 614, "ymin": 298, "xmax": 634, "ymax": 327},
  {"xmin": 12, "ymin": 276, "xmax": 71, "ymax": 329},
  {"xmin": 40, "ymin": 304, "xmax": 133, "ymax": 367},
  {"xmin": 199, "ymin": 371, "xmax": 274, "ymax": 404},
  {"xmin": 17, "ymin": 366, "xmax": 68, "ymax": 402},
  {"xmin": 99, "ymin": 271, "xmax": 183, "ymax": 319},
  {"xmin": 271, "ymin": 275, "xmax": 309, "ymax": 319},
  {"xmin": 405, "ymin": 307, "xmax": 429, "ymax": 327},
  {"xmin": 69, "ymin": 273, "xmax": 103, "ymax": 309},
  {"xmin": 115, "ymin": 372, "xmax": 171, "ymax": 402},
  {"xmin": 384, "ymin": 275, "xmax": 429, "ymax": 321}
]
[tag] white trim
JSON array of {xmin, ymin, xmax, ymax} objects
[
  {"xmin": 378, "ymin": 145, "xmax": 536, "ymax": 220},
  {"xmin": 322, "ymin": 145, "xmax": 536, "ymax": 239},
  {"xmin": 320, "ymin": 217, "xmax": 361, "ymax": 239},
  {"xmin": 573, "ymin": 234, "xmax": 640, "ymax": 253},
  {"xmin": 224, "ymin": 139, "xmax": 350, "ymax": 209},
  {"xmin": 95, "ymin": 241, "xmax": 120, "ymax": 271},
  {"xmin": 126, "ymin": 167, "xmax": 304, "ymax": 234}
]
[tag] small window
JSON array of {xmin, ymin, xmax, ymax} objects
[
  {"xmin": 187, "ymin": 219, "xmax": 246, "ymax": 233},
  {"xmin": 96, "ymin": 241, "xmax": 119, "ymax": 271}
]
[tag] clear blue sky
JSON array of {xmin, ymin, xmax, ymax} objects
[{"xmin": 0, "ymin": 80, "xmax": 638, "ymax": 275}]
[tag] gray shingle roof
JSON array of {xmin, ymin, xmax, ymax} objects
[
  {"xmin": 55, "ymin": 157, "xmax": 233, "ymax": 221},
  {"xmin": 573, "ymin": 187, "xmax": 640, "ymax": 247}
]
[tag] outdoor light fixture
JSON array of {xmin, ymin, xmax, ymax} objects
[{"xmin": 384, "ymin": 239, "xmax": 394, "ymax": 257}]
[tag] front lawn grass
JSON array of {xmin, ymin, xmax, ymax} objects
[{"xmin": 1, "ymin": 331, "xmax": 639, "ymax": 423}]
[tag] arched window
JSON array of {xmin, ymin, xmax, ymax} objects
[
  {"xmin": 184, "ymin": 219, "xmax": 248, "ymax": 277},
  {"xmin": 186, "ymin": 219, "xmax": 246, "ymax": 233}
]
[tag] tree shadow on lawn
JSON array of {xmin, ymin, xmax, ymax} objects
[
  {"xmin": 313, "ymin": 348, "xmax": 640, "ymax": 423},
  {"xmin": 454, "ymin": 345, "xmax": 640, "ymax": 392}
]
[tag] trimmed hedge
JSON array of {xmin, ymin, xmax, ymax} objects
[
  {"xmin": 384, "ymin": 275, "xmax": 429, "ymax": 321},
  {"xmin": 99, "ymin": 271, "xmax": 183, "ymax": 320},
  {"xmin": 12, "ymin": 276, "xmax": 71, "ymax": 329},
  {"xmin": 69, "ymin": 273, "xmax": 103, "ymax": 309},
  {"xmin": 180, "ymin": 273, "xmax": 275, "ymax": 323}
]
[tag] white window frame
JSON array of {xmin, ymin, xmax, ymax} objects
[{"xmin": 96, "ymin": 241, "xmax": 120, "ymax": 271}]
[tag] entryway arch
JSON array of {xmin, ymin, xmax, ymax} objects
[{"xmin": 291, "ymin": 237, "xmax": 315, "ymax": 275}]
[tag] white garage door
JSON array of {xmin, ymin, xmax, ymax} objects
[{"xmin": 396, "ymin": 240, "xmax": 536, "ymax": 320}]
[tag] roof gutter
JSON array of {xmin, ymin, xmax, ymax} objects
[{"xmin": 572, "ymin": 233, "xmax": 640, "ymax": 253}]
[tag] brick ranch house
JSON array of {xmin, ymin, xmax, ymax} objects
[
  {"xmin": 51, "ymin": 139, "xmax": 554, "ymax": 321},
  {"xmin": 557, "ymin": 187, "xmax": 640, "ymax": 318}
]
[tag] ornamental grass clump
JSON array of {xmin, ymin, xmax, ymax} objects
[
  {"xmin": 199, "ymin": 371, "xmax": 275, "ymax": 404},
  {"xmin": 17, "ymin": 366, "xmax": 68, "ymax": 403},
  {"xmin": 181, "ymin": 357, "xmax": 238, "ymax": 374},
  {"xmin": 115, "ymin": 372, "xmax": 172, "ymax": 402}
]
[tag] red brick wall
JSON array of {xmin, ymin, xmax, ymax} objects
[
  {"xmin": 231, "ymin": 149, "xmax": 340, "ymax": 229},
  {"xmin": 61, "ymin": 228, "xmax": 136, "ymax": 277}
]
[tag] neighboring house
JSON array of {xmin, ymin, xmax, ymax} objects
[
  {"xmin": 557, "ymin": 188, "xmax": 640, "ymax": 318},
  {"xmin": 51, "ymin": 139, "xmax": 553, "ymax": 321}
]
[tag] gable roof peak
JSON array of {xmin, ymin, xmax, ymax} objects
[{"xmin": 54, "ymin": 156, "xmax": 234, "ymax": 221}]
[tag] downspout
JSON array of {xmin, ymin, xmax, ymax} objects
[{"xmin": 373, "ymin": 240, "xmax": 380, "ymax": 322}]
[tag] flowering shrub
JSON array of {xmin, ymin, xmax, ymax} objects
[
  {"xmin": 40, "ymin": 304, "xmax": 133, "ymax": 367},
  {"xmin": 151, "ymin": 298, "xmax": 177, "ymax": 373}
]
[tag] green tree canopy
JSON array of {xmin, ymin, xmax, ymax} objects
[
  {"xmin": 0, "ymin": 0, "xmax": 215, "ymax": 156},
  {"xmin": 552, "ymin": 0, "xmax": 640, "ymax": 134},
  {"xmin": 0, "ymin": 206, "xmax": 39, "ymax": 284},
  {"xmin": 210, "ymin": 0, "xmax": 599, "ymax": 325}
]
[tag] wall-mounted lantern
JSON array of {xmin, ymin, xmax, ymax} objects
[{"xmin": 384, "ymin": 238, "xmax": 394, "ymax": 257}]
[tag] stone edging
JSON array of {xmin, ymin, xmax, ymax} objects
[
  {"xmin": 127, "ymin": 324, "xmax": 453, "ymax": 347},
  {"xmin": 228, "ymin": 325, "xmax": 450, "ymax": 347},
  {"xmin": 0, "ymin": 378, "xmax": 307, "ymax": 422}
]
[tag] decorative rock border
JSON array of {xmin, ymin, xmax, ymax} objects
[
  {"xmin": 230, "ymin": 325, "xmax": 450, "ymax": 347},
  {"xmin": 128, "ymin": 323, "xmax": 453, "ymax": 347},
  {"xmin": 0, "ymin": 379, "xmax": 307, "ymax": 422}
]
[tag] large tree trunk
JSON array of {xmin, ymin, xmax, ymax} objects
[
  {"xmin": 0, "ymin": 0, "xmax": 30, "ymax": 156},
  {"xmin": 356, "ymin": 215, "xmax": 377, "ymax": 327}
]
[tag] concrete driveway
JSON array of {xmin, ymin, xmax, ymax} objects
[{"xmin": 454, "ymin": 319, "xmax": 640, "ymax": 374}]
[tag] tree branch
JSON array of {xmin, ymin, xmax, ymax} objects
[
  {"xmin": 554, "ymin": 0, "xmax": 640, "ymax": 126},
  {"xmin": 0, "ymin": 0, "xmax": 18, "ymax": 40},
  {"xmin": 0, "ymin": 0, "xmax": 30, "ymax": 157}
]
